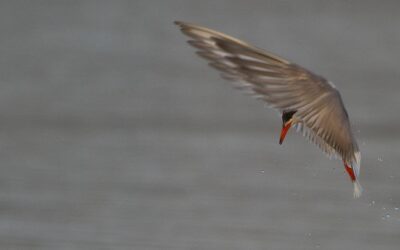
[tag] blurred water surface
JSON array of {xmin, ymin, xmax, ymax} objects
[{"xmin": 0, "ymin": 1, "xmax": 400, "ymax": 249}]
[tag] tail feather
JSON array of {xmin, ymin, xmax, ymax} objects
[
  {"xmin": 353, "ymin": 151, "xmax": 361, "ymax": 178},
  {"xmin": 353, "ymin": 180, "xmax": 363, "ymax": 198}
]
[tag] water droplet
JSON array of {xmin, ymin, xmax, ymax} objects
[
  {"xmin": 378, "ymin": 157, "xmax": 383, "ymax": 162},
  {"xmin": 386, "ymin": 213, "xmax": 391, "ymax": 219},
  {"xmin": 395, "ymin": 207, "xmax": 399, "ymax": 211},
  {"xmin": 307, "ymin": 233, "xmax": 312, "ymax": 237},
  {"xmin": 260, "ymin": 170, "xmax": 265, "ymax": 174}
]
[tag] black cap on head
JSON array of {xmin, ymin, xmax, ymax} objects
[{"xmin": 282, "ymin": 110, "xmax": 296, "ymax": 124}]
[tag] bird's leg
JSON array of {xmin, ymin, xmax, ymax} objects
[
  {"xmin": 343, "ymin": 160, "xmax": 363, "ymax": 198},
  {"xmin": 343, "ymin": 160, "xmax": 356, "ymax": 182}
]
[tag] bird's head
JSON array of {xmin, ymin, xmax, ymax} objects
[{"xmin": 279, "ymin": 110, "xmax": 298, "ymax": 144}]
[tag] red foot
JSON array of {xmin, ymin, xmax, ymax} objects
[{"xmin": 343, "ymin": 161, "xmax": 356, "ymax": 182}]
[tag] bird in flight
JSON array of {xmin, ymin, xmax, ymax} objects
[{"xmin": 175, "ymin": 21, "xmax": 362, "ymax": 197}]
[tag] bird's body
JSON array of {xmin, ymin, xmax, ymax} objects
[{"xmin": 175, "ymin": 21, "xmax": 362, "ymax": 197}]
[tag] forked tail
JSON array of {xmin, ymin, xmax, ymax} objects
[{"xmin": 353, "ymin": 180, "xmax": 363, "ymax": 198}]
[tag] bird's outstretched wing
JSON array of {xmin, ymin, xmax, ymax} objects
[{"xmin": 175, "ymin": 21, "xmax": 360, "ymax": 175}]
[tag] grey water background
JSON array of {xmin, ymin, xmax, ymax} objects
[{"xmin": 1, "ymin": 1, "xmax": 400, "ymax": 249}]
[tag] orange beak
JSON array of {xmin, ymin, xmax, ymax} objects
[{"xmin": 279, "ymin": 121, "xmax": 292, "ymax": 145}]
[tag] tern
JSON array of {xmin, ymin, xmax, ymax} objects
[{"xmin": 175, "ymin": 21, "xmax": 362, "ymax": 197}]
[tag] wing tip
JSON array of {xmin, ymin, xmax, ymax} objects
[
  {"xmin": 174, "ymin": 20, "xmax": 184, "ymax": 26},
  {"xmin": 174, "ymin": 21, "xmax": 193, "ymax": 31},
  {"xmin": 174, "ymin": 21, "xmax": 188, "ymax": 31},
  {"xmin": 174, "ymin": 20, "xmax": 197, "ymax": 29}
]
